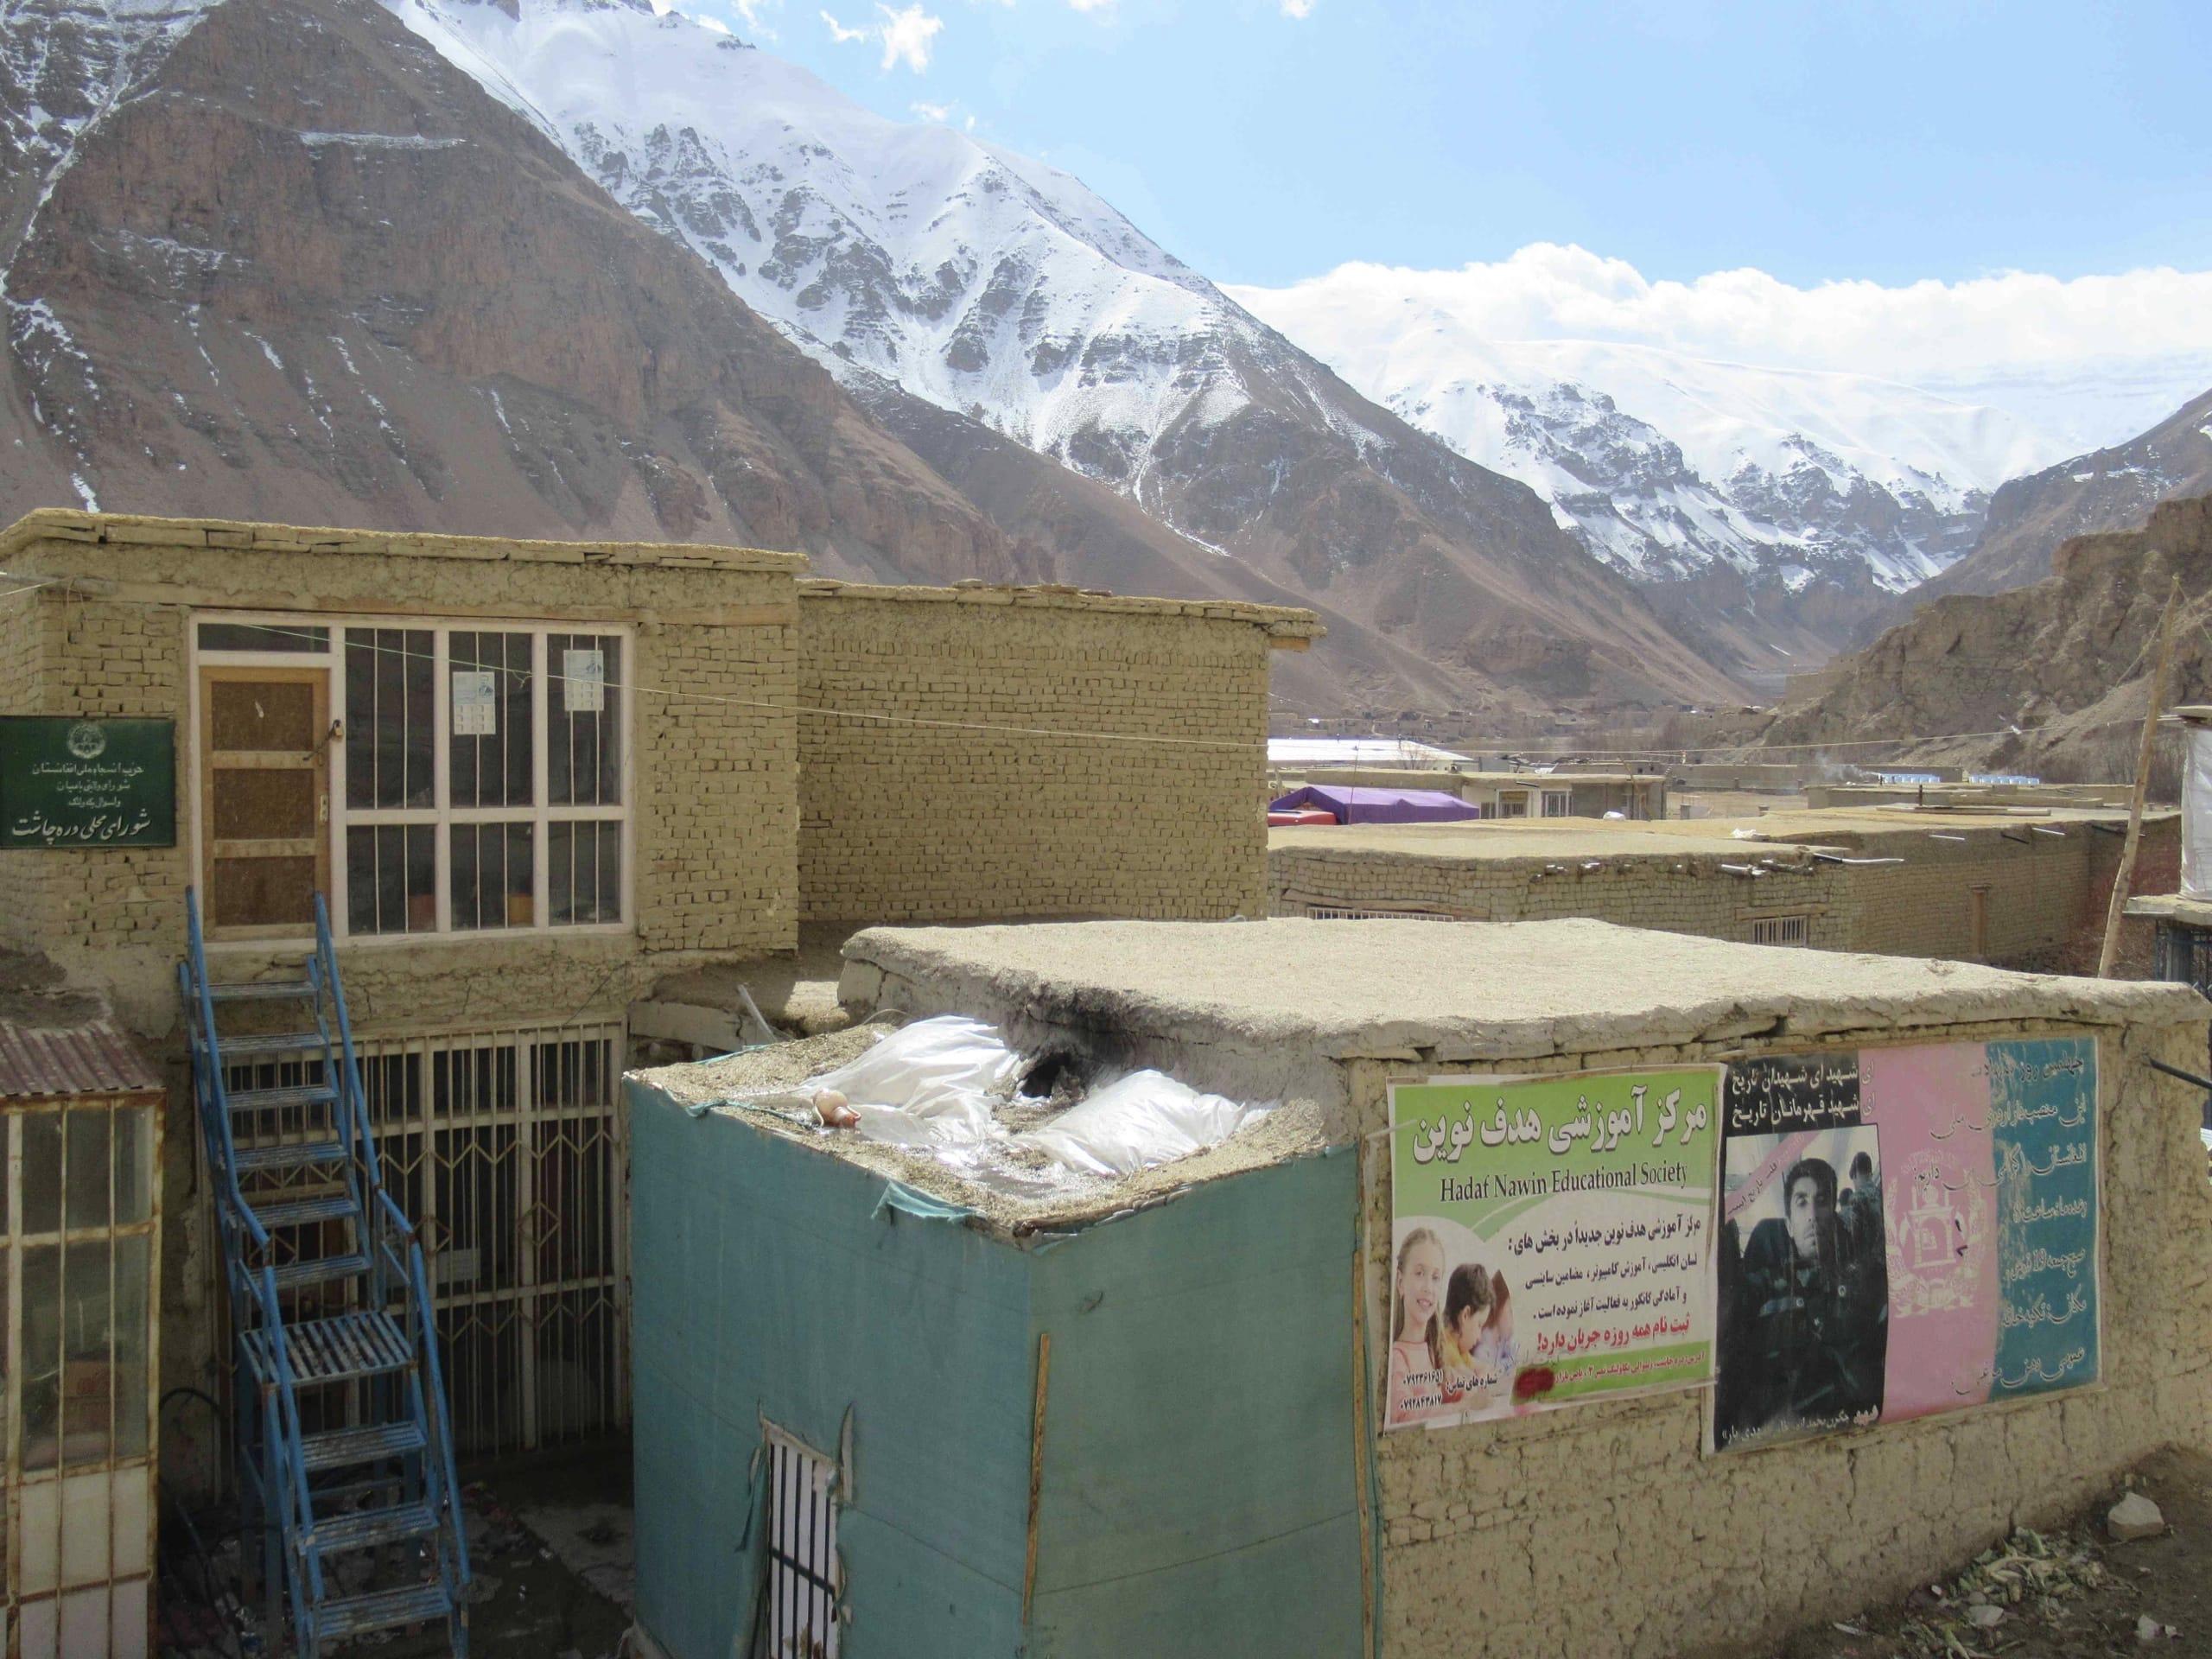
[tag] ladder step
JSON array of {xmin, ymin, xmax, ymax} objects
[
  {"xmin": 244, "ymin": 1309, "xmax": 415, "ymax": 1386},
  {"xmin": 313, "ymin": 1580, "xmax": 454, "ymax": 1641},
  {"xmin": 300, "ymin": 1419, "xmax": 428, "ymax": 1474},
  {"xmin": 227, "ymin": 1082, "xmax": 336, "ymax": 1113},
  {"xmin": 220, "ymin": 1031, "xmax": 326, "ymax": 1059},
  {"xmin": 211, "ymin": 979, "xmax": 315, "ymax": 1002},
  {"xmin": 270, "ymin": 1251, "xmax": 370, "ymax": 1292},
  {"xmin": 251, "ymin": 1193, "xmax": 359, "ymax": 1230},
  {"xmin": 309, "ymin": 1499, "xmax": 440, "ymax": 1554},
  {"xmin": 234, "ymin": 1140, "xmax": 346, "ymax": 1173}
]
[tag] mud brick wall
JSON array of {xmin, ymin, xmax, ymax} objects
[
  {"xmin": 1842, "ymin": 817, "xmax": 2176, "ymax": 969},
  {"xmin": 797, "ymin": 581, "xmax": 1310, "ymax": 923},
  {"xmin": 1270, "ymin": 844, "xmax": 1851, "ymax": 949},
  {"xmin": 0, "ymin": 511, "xmax": 802, "ymax": 1034},
  {"xmin": 1351, "ymin": 1014, "xmax": 2212, "ymax": 1659},
  {"xmin": 1270, "ymin": 817, "xmax": 2177, "ymax": 970}
]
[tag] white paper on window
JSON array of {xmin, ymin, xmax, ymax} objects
[
  {"xmin": 563, "ymin": 648, "xmax": 606, "ymax": 713},
  {"xmin": 451, "ymin": 671, "xmax": 498, "ymax": 736}
]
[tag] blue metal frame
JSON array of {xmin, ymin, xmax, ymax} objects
[{"xmin": 182, "ymin": 890, "xmax": 471, "ymax": 1656}]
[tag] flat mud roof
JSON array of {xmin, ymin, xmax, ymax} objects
[{"xmin": 842, "ymin": 918, "xmax": 2204, "ymax": 1067}]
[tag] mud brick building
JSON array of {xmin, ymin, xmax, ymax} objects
[
  {"xmin": 1269, "ymin": 805, "xmax": 2177, "ymax": 969},
  {"xmin": 0, "ymin": 508, "xmax": 1313, "ymax": 1463}
]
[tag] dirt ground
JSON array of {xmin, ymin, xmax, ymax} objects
[
  {"xmin": 158, "ymin": 1444, "xmax": 634, "ymax": 1659},
  {"xmin": 155, "ymin": 1441, "xmax": 2212, "ymax": 1659},
  {"xmin": 1772, "ymin": 1448, "xmax": 2212, "ymax": 1659}
]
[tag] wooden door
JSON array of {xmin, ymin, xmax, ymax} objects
[{"xmin": 200, "ymin": 667, "xmax": 330, "ymax": 937}]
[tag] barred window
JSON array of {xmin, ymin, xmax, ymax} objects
[{"xmin": 197, "ymin": 617, "xmax": 630, "ymax": 938}]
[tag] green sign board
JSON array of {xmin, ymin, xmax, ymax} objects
[{"xmin": 0, "ymin": 718, "xmax": 176, "ymax": 849}]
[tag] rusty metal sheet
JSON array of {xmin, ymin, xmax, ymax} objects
[{"xmin": 0, "ymin": 1017, "xmax": 162, "ymax": 1099}]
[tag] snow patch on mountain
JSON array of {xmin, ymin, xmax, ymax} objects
[
  {"xmin": 379, "ymin": 0, "xmax": 1389, "ymax": 512},
  {"xmin": 1226, "ymin": 280, "xmax": 2059, "ymax": 595}
]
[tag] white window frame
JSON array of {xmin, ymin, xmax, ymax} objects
[
  {"xmin": 1539, "ymin": 788, "xmax": 1573, "ymax": 818},
  {"xmin": 188, "ymin": 611, "xmax": 635, "ymax": 947}
]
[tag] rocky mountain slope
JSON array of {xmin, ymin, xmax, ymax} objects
[
  {"xmin": 1874, "ymin": 385, "xmax": 2212, "ymax": 613},
  {"xmin": 380, "ymin": 0, "xmax": 1742, "ymax": 711},
  {"xmin": 0, "ymin": 0, "xmax": 1039, "ymax": 573},
  {"xmin": 1227, "ymin": 278, "xmax": 2058, "ymax": 667},
  {"xmin": 1752, "ymin": 493, "xmax": 2212, "ymax": 781},
  {"xmin": 0, "ymin": 0, "xmax": 1720, "ymax": 715}
]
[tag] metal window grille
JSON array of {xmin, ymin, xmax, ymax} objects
[
  {"xmin": 1294, "ymin": 906, "xmax": 1457, "ymax": 922},
  {"xmin": 766, "ymin": 1436, "xmax": 841, "ymax": 1658},
  {"xmin": 2151, "ymin": 920, "xmax": 2212, "ymax": 1130},
  {"xmin": 5, "ymin": 1098, "xmax": 162, "ymax": 1658},
  {"xmin": 1748, "ymin": 914, "xmax": 1810, "ymax": 947},
  {"xmin": 223, "ymin": 1019, "xmax": 629, "ymax": 1457}
]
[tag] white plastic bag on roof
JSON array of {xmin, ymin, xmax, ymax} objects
[
  {"xmin": 1014, "ymin": 1070, "xmax": 1274, "ymax": 1179},
  {"xmin": 800, "ymin": 1015, "xmax": 1022, "ymax": 1142}
]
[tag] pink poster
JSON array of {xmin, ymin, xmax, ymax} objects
[{"xmin": 1857, "ymin": 1043, "xmax": 2000, "ymax": 1420}]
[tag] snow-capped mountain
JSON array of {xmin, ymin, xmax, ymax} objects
[
  {"xmin": 384, "ymin": 0, "xmax": 1308, "ymax": 494},
  {"xmin": 1224, "ymin": 277, "xmax": 2060, "ymax": 639},
  {"xmin": 378, "ymin": 0, "xmax": 1744, "ymax": 706}
]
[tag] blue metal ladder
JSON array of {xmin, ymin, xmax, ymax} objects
[{"xmin": 181, "ymin": 890, "xmax": 471, "ymax": 1656}]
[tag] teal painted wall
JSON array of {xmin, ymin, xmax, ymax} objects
[
  {"xmin": 1026, "ymin": 1150, "xmax": 1363, "ymax": 1659},
  {"xmin": 629, "ymin": 1081, "xmax": 1033, "ymax": 1659},
  {"xmin": 628, "ymin": 1079, "xmax": 1363, "ymax": 1658}
]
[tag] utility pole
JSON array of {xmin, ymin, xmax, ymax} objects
[{"xmin": 2098, "ymin": 577, "xmax": 2183, "ymax": 977}]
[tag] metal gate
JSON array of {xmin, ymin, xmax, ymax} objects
[{"xmin": 226, "ymin": 1020, "xmax": 629, "ymax": 1457}]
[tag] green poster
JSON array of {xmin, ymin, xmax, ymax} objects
[
  {"xmin": 1382, "ymin": 1068, "xmax": 1720, "ymax": 1432},
  {"xmin": 0, "ymin": 718, "xmax": 176, "ymax": 849}
]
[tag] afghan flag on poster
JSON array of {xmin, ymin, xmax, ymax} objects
[{"xmin": 1382, "ymin": 1069, "xmax": 1721, "ymax": 1433}]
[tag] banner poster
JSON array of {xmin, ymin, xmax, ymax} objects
[
  {"xmin": 1383, "ymin": 1069, "xmax": 1720, "ymax": 1432},
  {"xmin": 1709, "ymin": 1038, "xmax": 2099, "ymax": 1453}
]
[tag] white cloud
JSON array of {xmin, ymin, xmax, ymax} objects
[
  {"xmin": 1068, "ymin": 0, "xmax": 1115, "ymax": 10},
  {"xmin": 1281, "ymin": 0, "xmax": 1315, "ymax": 14},
  {"xmin": 694, "ymin": 13, "xmax": 731, "ymax": 33},
  {"xmin": 1230, "ymin": 243, "xmax": 2212, "ymax": 450},
  {"xmin": 911, "ymin": 99, "xmax": 952, "ymax": 120},
  {"xmin": 822, "ymin": 2, "xmax": 942, "ymax": 70},
  {"xmin": 730, "ymin": 0, "xmax": 779, "ymax": 35}
]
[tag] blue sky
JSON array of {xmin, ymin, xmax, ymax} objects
[{"xmin": 704, "ymin": 0, "xmax": 2212, "ymax": 291}]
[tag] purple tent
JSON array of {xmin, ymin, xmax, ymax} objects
[{"xmin": 1268, "ymin": 785, "xmax": 1483, "ymax": 824}]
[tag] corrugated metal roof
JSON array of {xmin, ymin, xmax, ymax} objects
[{"xmin": 0, "ymin": 1018, "xmax": 162, "ymax": 1098}]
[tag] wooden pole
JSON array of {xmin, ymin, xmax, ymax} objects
[
  {"xmin": 1021, "ymin": 1330, "xmax": 1051, "ymax": 1625},
  {"xmin": 2098, "ymin": 577, "xmax": 2183, "ymax": 976}
]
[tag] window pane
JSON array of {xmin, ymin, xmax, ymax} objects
[
  {"xmin": 22, "ymin": 1243, "xmax": 60, "ymax": 1469},
  {"xmin": 346, "ymin": 628, "xmax": 433, "ymax": 810},
  {"xmin": 346, "ymin": 824, "xmax": 435, "ymax": 935},
  {"xmin": 549, "ymin": 821, "xmax": 622, "ymax": 925},
  {"xmin": 60, "ymin": 1235, "xmax": 113, "ymax": 1468},
  {"xmin": 199, "ymin": 622, "xmax": 328, "ymax": 653},
  {"xmin": 113, "ymin": 1109, "xmax": 151, "ymax": 1227},
  {"xmin": 452, "ymin": 823, "xmax": 533, "ymax": 930},
  {"xmin": 548, "ymin": 634, "xmax": 620, "ymax": 807},
  {"xmin": 111, "ymin": 1233, "xmax": 149, "ymax": 1461},
  {"xmin": 65, "ymin": 1108, "xmax": 109, "ymax": 1230},
  {"xmin": 23, "ymin": 1109, "xmax": 60, "ymax": 1234},
  {"xmin": 450, "ymin": 632, "xmax": 533, "ymax": 809}
]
